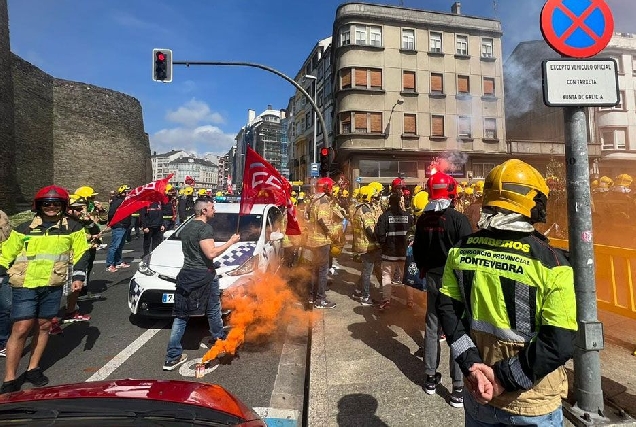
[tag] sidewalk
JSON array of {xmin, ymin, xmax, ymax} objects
[{"xmin": 308, "ymin": 259, "xmax": 636, "ymax": 426}]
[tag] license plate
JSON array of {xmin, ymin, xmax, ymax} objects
[{"xmin": 162, "ymin": 293, "xmax": 174, "ymax": 304}]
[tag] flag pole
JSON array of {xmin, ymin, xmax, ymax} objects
[{"xmin": 236, "ymin": 147, "xmax": 249, "ymax": 234}]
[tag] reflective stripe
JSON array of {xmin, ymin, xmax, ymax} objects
[
  {"xmin": 509, "ymin": 355, "xmax": 533, "ymax": 389},
  {"xmin": 471, "ymin": 319, "xmax": 533, "ymax": 342},
  {"xmin": 387, "ymin": 231, "xmax": 407, "ymax": 236},
  {"xmin": 450, "ymin": 334, "xmax": 476, "ymax": 360},
  {"xmin": 381, "ymin": 255, "xmax": 406, "ymax": 261},
  {"xmin": 15, "ymin": 254, "xmax": 70, "ymax": 263},
  {"xmin": 72, "ymin": 271, "xmax": 86, "ymax": 278},
  {"xmin": 514, "ymin": 281, "xmax": 533, "ymax": 338}
]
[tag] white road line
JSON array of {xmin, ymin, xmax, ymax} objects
[
  {"xmin": 253, "ymin": 407, "xmax": 300, "ymax": 424},
  {"xmin": 86, "ymin": 321, "xmax": 168, "ymax": 382}
]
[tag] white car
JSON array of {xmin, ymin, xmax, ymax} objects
[{"xmin": 128, "ymin": 203, "xmax": 284, "ymax": 318}]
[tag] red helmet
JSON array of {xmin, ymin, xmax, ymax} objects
[
  {"xmin": 403, "ymin": 189, "xmax": 411, "ymax": 197},
  {"xmin": 391, "ymin": 177, "xmax": 405, "ymax": 191},
  {"xmin": 426, "ymin": 172, "xmax": 457, "ymax": 200},
  {"xmin": 33, "ymin": 185, "xmax": 70, "ymax": 211},
  {"xmin": 316, "ymin": 177, "xmax": 335, "ymax": 193}
]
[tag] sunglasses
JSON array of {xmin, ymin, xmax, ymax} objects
[
  {"xmin": 41, "ymin": 201, "xmax": 62, "ymax": 208},
  {"xmin": 70, "ymin": 207, "xmax": 84, "ymax": 211}
]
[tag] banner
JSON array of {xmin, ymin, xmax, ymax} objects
[
  {"xmin": 108, "ymin": 174, "xmax": 173, "ymax": 227},
  {"xmin": 185, "ymin": 176, "xmax": 195, "ymax": 186},
  {"xmin": 239, "ymin": 147, "xmax": 301, "ymax": 235}
]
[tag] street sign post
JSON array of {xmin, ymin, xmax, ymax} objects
[
  {"xmin": 310, "ymin": 162, "xmax": 320, "ymax": 178},
  {"xmin": 540, "ymin": 0, "xmax": 614, "ymax": 58},
  {"xmin": 542, "ymin": 58, "xmax": 619, "ymax": 107},
  {"xmin": 541, "ymin": 0, "xmax": 614, "ymax": 421}
]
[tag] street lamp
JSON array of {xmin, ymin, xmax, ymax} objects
[
  {"xmin": 303, "ymin": 74, "xmax": 318, "ymax": 164},
  {"xmin": 385, "ymin": 98, "xmax": 405, "ymax": 137}
]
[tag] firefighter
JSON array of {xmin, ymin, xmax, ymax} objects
[
  {"xmin": 140, "ymin": 189, "xmax": 172, "ymax": 265},
  {"xmin": 437, "ymin": 159, "xmax": 577, "ymax": 422},
  {"xmin": 304, "ymin": 177, "xmax": 341, "ymax": 309},
  {"xmin": 74, "ymin": 186, "xmax": 107, "ymax": 225},
  {"xmin": 352, "ymin": 186, "xmax": 381, "ymax": 306},
  {"xmin": 178, "ymin": 186, "xmax": 195, "ymax": 222},
  {"xmin": 464, "ymin": 183, "xmax": 483, "ymax": 233}
]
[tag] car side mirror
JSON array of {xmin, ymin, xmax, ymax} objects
[
  {"xmin": 163, "ymin": 230, "xmax": 175, "ymax": 240},
  {"xmin": 269, "ymin": 231, "xmax": 284, "ymax": 242}
]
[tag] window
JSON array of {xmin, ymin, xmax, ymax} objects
[
  {"xmin": 456, "ymin": 35, "xmax": 468, "ymax": 55},
  {"xmin": 354, "ymin": 68, "xmax": 368, "ymax": 88},
  {"xmin": 355, "ymin": 111, "xmax": 367, "ymax": 133},
  {"xmin": 342, "ymin": 67, "xmax": 382, "ymax": 89},
  {"xmin": 339, "ymin": 112, "xmax": 383, "ymax": 134},
  {"xmin": 317, "ymin": 89, "xmax": 323, "ymax": 108},
  {"xmin": 471, "ymin": 162, "xmax": 497, "ymax": 178},
  {"xmin": 484, "ymin": 118, "xmax": 497, "ymax": 139},
  {"xmin": 403, "ymin": 71, "xmax": 416, "ymax": 92},
  {"xmin": 402, "ymin": 28, "xmax": 415, "ymax": 50},
  {"xmin": 458, "ymin": 116, "xmax": 472, "ymax": 138},
  {"xmin": 341, "ymin": 68, "xmax": 352, "ymax": 89},
  {"xmin": 359, "ymin": 160, "xmax": 418, "ymax": 178},
  {"xmin": 601, "ymin": 128, "xmax": 627, "ymax": 150},
  {"xmin": 430, "ymin": 31, "xmax": 442, "ymax": 53},
  {"xmin": 339, "ymin": 112, "xmax": 351, "ymax": 133},
  {"xmin": 370, "ymin": 69, "xmax": 382, "ymax": 88},
  {"xmin": 305, "ymin": 112, "xmax": 312, "ymax": 129},
  {"xmin": 483, "ymin": 77, "xmax": 495, "ymax": 96},
  {"xmin": 481, "ymin": 38, "xmax": 494, "ymax": 58},
  {"xmin": 457, "ymin": 75, "xmax": 470, "ymax": 94},
  {"xmin": 432, "ymin": 115, "xmax": 445, "ymax": 137},
  {"xmin": 431, "ymin": 73, "xmax": 444, "ymax": 94},
  {"xmin": 370, "ymin": 112, "xmax": 383, "ymax": 133},
  {"xmin": 404, "ymin": 114, "xmax": 417, "ymax": 135},
  {"xmin": 370, "ymin": 26, "xmax": 382, "ymax": 47},
  {"xmin": 355, "ymin": 26, "xmax": 367, "ymax": 45}
]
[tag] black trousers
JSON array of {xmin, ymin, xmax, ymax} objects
[{"xmin": 143, "ymin": 227, "xmax": 164, "ymax": 258}]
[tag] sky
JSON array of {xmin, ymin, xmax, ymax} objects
[{"xmin": 7, "ymin": 0, "xmax": 635, "ymax": 157}]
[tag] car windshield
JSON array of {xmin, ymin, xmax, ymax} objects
[{"xmin": 169, "ymin": 213, "xmax": 262, "ymax": 242}]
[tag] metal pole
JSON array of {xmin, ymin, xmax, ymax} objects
[{"xmin": 563, "ymin": 106, "xmax": 605, "ymax": 418}]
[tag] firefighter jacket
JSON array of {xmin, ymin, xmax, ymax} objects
[
  {"xmin": 178, "ymin": 196, "xmax": 195, "ymax": 222},
  {"xmin": 374, "ymin": 208, "xmax": 412, "ymax": 261},
  {"xmin": 413, "ymin": 207, "xmax": 472, "ymax": 275},
  {"xmin": 108, "ymin": 197, "xmax": 131, "ymax": 229},
  {"xmin": 305, "ymin": 194, "xmax": 339, "ymax": 248},
  {"xmin": 352, "ymin": 203, "xmax": 379, "ymax": 254},
  {"xmin": 0, "ymin": 215, "xmax": 90, "ymax": 288},
  {"xmin": 438, "ymin": 229, "xmax": 577, "ymax": 416},
  {"xmin": 140, "ymin": 201, "xmax": 172, "ymax": 229}
]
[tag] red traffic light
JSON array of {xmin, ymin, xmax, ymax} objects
[
  {"xmin": 320, "ymin": 148, "xmax": 329, "ymax": 156},
  {"xmin": 157, "ymin": 52, "xmax": 165, "ymax": 61}
]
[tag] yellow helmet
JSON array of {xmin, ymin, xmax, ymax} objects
[
  {"xmin": 460, "ymin": 181, "xmax": 468, "ymax": 187},
  {"xmin": 412, "ymin": 190, "xmax": 429, "ymax": 216},
  {"xmin": 368, "ymin": 182, "xmax": 383, "ymax": 197},
  {"xmin": 474, "ymin": 180, "xmax": 484, "ymax": 194},
  {"xmin": 414, "ymin": 185, "xmax": 422, "ymax": 195},
  {"xmin": 290, "ymin": 196, "xmax": 298, "ymax": 206},
  {"xmin": 118, "ymin": 184, "xmax": 131, "ymax": 194},
  {"xmin": 591, "ymin": 179, "xmax": 599, "ymax": 189},
  {"xmin": 483, "ymin": 159, "xmax": 549, "ymax": 219},
  {"xmin": 68, "ymin": 194, "xmax": 84, "ymax": 207},
  {"xmin": 464, "ymin": 187, "xmax": 474, "ymax": 196},
  {"xmin": 332, "ymin": 186, "xmax": 340, "ymax": 197},
  {"xmin": 330, "ymin": 245, "xmax": 342, "ymax": 257},
  {"xmin": 298, "ymin": 192, "xmax": 306, "ymax": 200},
  {"xmin": 75, "ymin": 186, "xmax": 97, "ymax": 199},
  {"xmin": 615, "ymin": 173, "xmax": 633, "ymax": 187},
  {"xmin": 359, "ymin": 186, "xmax": 375, "ymax": 203},
  {"xmin": 352, "ymin": 189, "xmax": 359, "ymax": 198},
  {"xmin": 291, "ymin": 191, "xmax": 297, "ymax": 196},
  {"xmin": 165, "ymin": 183, "xmax": 174, "ymax": 194},
  {"xmin": 197, "ymin": 189, "xmax": 208, "ymax": 197},
  {"xmin": 342, "ymin": 189, "xmax": 349, "ymax": 198},
  {"xmin": 183, "ymin": 186, "xmax": 194, "ymax": 196}
]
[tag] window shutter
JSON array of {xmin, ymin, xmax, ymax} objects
[
  {"xmin": 459, "ymin": 116, "xmax": 471, "ymax": 136},
  {"xmin": 370, "ymin": 69, "xmax": 382, "ymax": 88},
  {"xmin": 432, "ymin": 116, "xmax": 444, "ymax": 136},
  {"xmin": 355, "ymin": 68, "xmax": 368, "ymax": 87},
  {"xmin": 458, "ymin": 75, "xmax": 469, "ymax": 93},
  {"xmin": 483, "ymin": 77, "xmax": 494, "ymax": 95},
  {"xmin": 403, "ymin": 71, "xmax": 415, "ymax": 91},
  {"xmin": 404, "ymin": 114, "xmax": 416, "ymax": 134},
  {"xmin": 431, "ymin": 73, "xmax": 443, "ymax": 92},
  {"xmin": 370, "ymin": 112, "xmax": 382, "ymax": 133},
  {"xmin": 355, "ymin": 112, "xmax": 367, "ymax": 132},
  {"xmin": 340, "ymin": 112, "xmax": 351, "ymax": 133},
  {"xmin": 341, "ymin": 68, "xmax": 352, "ymax": 88}
]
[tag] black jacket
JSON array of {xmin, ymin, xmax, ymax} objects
[
  {"xmin": 140, "ymin": 201, "xmax": 173, "ymax": 229},
  {"xmin": 107, "ymin": 197, "xmax": 131, "ymax": 229},
  {"xmin": 375, "ymin": 208, "xmax": 412, "ymax": 261},
  {"xmin": 178, "ymin": 196, "xmax": 195, "ymax": 222},
  {"xmin": 412, "ymin": 206, "xmax": 472, "ymax": 274}
]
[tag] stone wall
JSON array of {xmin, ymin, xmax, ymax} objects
[{"xmin": 0, "ymin": 0, "xmax": 152, "ymax": 212}]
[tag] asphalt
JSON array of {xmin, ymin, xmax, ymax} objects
[{"xmin": 308, "ymin": 252, "xmax": 636, "ymax": 427}]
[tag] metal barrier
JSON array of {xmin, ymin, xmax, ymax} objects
[{"xmin": 550, "ymin": 239, "xmax": 636, "ymax": 320}]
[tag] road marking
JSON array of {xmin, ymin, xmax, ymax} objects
[
  {"xmin": 179, "ymin": 357, "xmax": 220, "ymax": 378},
  {"xmin": 253, "ymin": 407, "xmax": 299, "ymax": 427},
  {"xmin": 86, "ymin": 321, "xmax": 168, "ymax": 382}
]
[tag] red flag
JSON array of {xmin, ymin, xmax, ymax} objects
[
  {"xmin": 185, "ymin": 176, "xmax": 195, "ymax": 186},
  {"xmin": 239, "ymin": 147, "xmax": 289, "ymax": 215},
  {"xmin": 108, "ymin": 174, "xmax": 173, "ymax": 227},
  {"xmin": 284, "ymin": 194, "xmax": 302, "ymax": 236}
]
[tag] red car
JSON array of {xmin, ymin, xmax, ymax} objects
[{"xmin": 0, "ymin": 379, "xmax": 266, "ymax": 426}]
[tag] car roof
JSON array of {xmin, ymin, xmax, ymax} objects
[{"xmin": 212, "ymin": 203, "xmax": 275, "ymax": 215}]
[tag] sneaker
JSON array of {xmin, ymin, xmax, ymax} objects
[
  {"xmin": 352, "ymin": 289, "xmax": 363, "ymax": 300},
  {"xmin": 450, "ymin": 387, "xmax": 464, "ymax": 408},
  {"xmin": 163, "ymin": 354, "xmax": 188, "ymax": 371},
  {"xmin": 24, "ymin": 367, "xmax": 49, "ymax": 387},
  {"xmin": 106, "ymin": 265, "xmax": 117, "ymax": 273},
  {"xmin": 116, "ymin": 263, "xmax": 131, "ymax": 269},
  {"xmin": 0, "ymin": 347, "xmax": 5, "ymax": 357},
  {"xmin": 424, "ymin": 372, "xmax": 442, "ymax": 395},
  {"xmin": 359, "ymin": 296, "xmax": 373, "ymax": 306},
  {"xmin": 314, "ymin": 300, "xmax": 336, "ymax": 309},
  {"xmin": 49, "ymin": 319, "xmax": 63, "ymax": 335},
  {"xmin": 378, "ymin": 299, "xmax": 391, "ymax": 311},
  {"xmin": 61, "ymin": 310, "xmax": 91, "ymax": 324},
  {"xmin": 0, "ymin": 380, "xmax": 20, "ymax": 394}
]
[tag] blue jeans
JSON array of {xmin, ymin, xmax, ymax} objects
[
  {"xmin": 358, "ymin": 249, "xmax": 380, "ymax": 298},
  {"xmin": 464, "ymin": 391, "xmax": 564, "ymax": 426},
  {"xmin": 106, "ymin": 227, "xmax": 127, "ymax": 267},
  {"xmin": 11, "ymin": 286, "xmax": 62, "ymax": 321},
  {"xmin": 165, "ymin": 277, "xmax": 225, "ymax": 362},
  {"xmin": 310, "ymin": 245, "xmax": 330, "ymax": 302},
  {"xmin": 0, "ymin": 278, "xmax": 12, "ymax": 348}
]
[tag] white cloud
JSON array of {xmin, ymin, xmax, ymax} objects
[
  {"xmin": 111, "ymin": 11, "xmax": 172, "ymax": 36},
  {"xmin": 165, "ymin": 99, "xmax": 225, "ymax": 127},
  {"xmin": 150, "ymin": 125, "xmax": 236, "ymax": 156}
]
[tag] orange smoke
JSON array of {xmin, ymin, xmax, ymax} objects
[{"xmin": 202, "ymin": 270, "xmax": 313, "ymax": 363}]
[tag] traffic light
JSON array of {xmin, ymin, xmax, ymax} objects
[
  {"xmin": 152, "ymin": 48, "xmax": 173, "ymax": 82},
  {"xmin": 320, "ymin": 147, "xmax": 330, "ymax": 177}
]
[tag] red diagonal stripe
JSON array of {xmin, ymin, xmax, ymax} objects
[{"xmin": 556, "ymin": 2, "xmax": 601, "ymax": 43}]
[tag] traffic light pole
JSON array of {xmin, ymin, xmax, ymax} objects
[{"xmin": 172, "ymin": 60, "xmax": 330, "ymax": 155}]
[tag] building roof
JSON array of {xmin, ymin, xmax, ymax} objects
[
  {"xmin": 151, "ymin": 149, "xmax": 188, "ymax": 158},
  {"xmin": 168, "ymin": 157, "xmax": 217, "ymax": 167}
]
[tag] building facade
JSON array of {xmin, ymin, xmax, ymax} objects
[
  {"xmin": 166, "ymin": 157, "xmax": 218, "ymax": 191},
  {"xmin": 330, "ymin": 2, "xmax": 506, "ymax": 186},
  {"xmin": 151, "ymin": 150, "xmax": 189, "ymax": 181}
]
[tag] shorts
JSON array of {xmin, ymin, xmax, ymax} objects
[{"xmin": 11, "ymin": 286, "xmax": 63, "ymax": 321}]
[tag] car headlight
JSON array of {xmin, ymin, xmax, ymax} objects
[
  {"xmin": 138, "ymin": 263, "xmax": 156, "ymax": 276},
  {"xmin": 226, "ymin": 255, "xmax": 260, "ymax": 277}
]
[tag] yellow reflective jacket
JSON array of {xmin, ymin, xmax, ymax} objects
[
  {"xmin": 0, "ymin": 215, "xmax": 90, "ymax": 288},
  {"xmin": 352, "ymin": 203, "xmax": 379, "ymax": 254},
  {"xmin": 305, "ymin": 194, "xmax": 339, "ymax": 248}
]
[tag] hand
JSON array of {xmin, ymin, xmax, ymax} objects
[
  {"xmin": 469, "ymin": 363, "xmax": 505, "ymax": 402},
  {"xmin": 467, "ymin": 365, "xmax": 493, "ymax": 404},
  {"xmin": 230, "ymin": 233, "xmax": 241, "ymax": 244},
  {"xmin": 71, "ymin": 281, "xmax": 84, "ymax": 292},
  {"xmin": 143, "ymin": 228, "xmax": 149, "ymax": 233}
]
